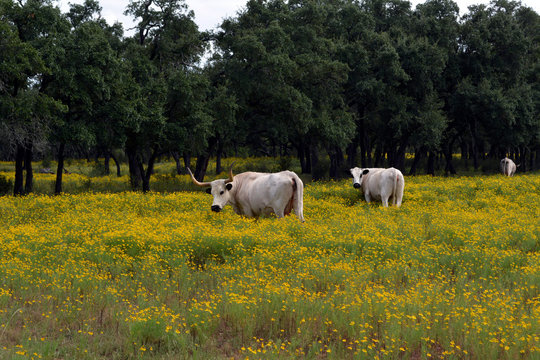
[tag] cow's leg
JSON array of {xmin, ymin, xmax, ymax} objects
[
  {"xmin": 380, "ymin": 187, "xmax": 392, "ymax": 207},
  {"xmin": 274, "ymin": 208, "xmax": 285, "ymax": 218},
  {"xmin": 364, "ymin": 193, "xmax": 371, "ymax": 203},
  {"xmin": 243, "ymin": 207, "xmax": 255, "ymax": 217}
]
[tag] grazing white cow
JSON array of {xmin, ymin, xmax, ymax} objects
[
  {"xmin": 500, "ymin": 157, "xmax": 518, "ymax": 176},
  {"xmin": 350, "ymin": 167, "xmax": 404, "ymax": 207},
  {"xmin": 187, "ymin": 165, "xmax": 305, "ymax": 222}
]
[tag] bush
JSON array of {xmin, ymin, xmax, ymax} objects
[
  {"xmin": 312, "ymin": 158, "xmax": 330, "ymax": 181},
  {"xmin": 89, "ymin": 162, "xmax": 109, "ymax": 177},
  {"xmin": 480, "ymin": 158, "xmax": 501, "ymax": 175},
  {"xmin": 272, "ymin": 156, "xmax": 293, "ymax": 172},
  {"xmin": 0, "ymin": 174, "xmax": 12, "ymax": 195},
  {"xmin": 41, "ymin": 157, "xmax": 52, "ymax": 168}
]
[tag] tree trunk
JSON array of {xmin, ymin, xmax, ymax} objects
[
  {"xmin": 387, "ymin": 144, "xmax": 395, "ymax": 168},
  {"xmin": 329, "ymin": 150, "xmax": 338, "ymax": 180},
  {"xmin": 104, "ymin": 151, "xmax": 111, "ymax": 175},
  {"xmin": 24, "ymin": 142, "xmax": 33, "ymax": 194},
  {"xmin": 519, "ymin": 146, "xmax": 527, "ymax": 172},
  {"xmin": 304, "ymin": 144, "xmax": 312, "ymax": 173},
  {"xmin": 359, "ymin": 118, "xmax": 366, "ymax": 168},
  {"xmin": 297, "ymin": 145, "xmax": 307, "ymax": 174},
  {"xmin": 409, "ymin": 147, "xmax": 425, "ymax": 176},
  {"xmin": 310, "ymin": 145, "xmax": 320, "ymax": 180},
  {"xmin": 216, "ymin": 140, "xmax": 224, "ymax": 175},
  {"xmin": 374, "ymin": 143, "xmax": 382, "ymax": 168},
  {"xmin": 460, "ymin": 140, "xmax": 468, "ymax": 169},
  {"xmin": 366, "ymin": 136, "xmax": 372, "ymax": 167},
  {"xmin": 194, "ymin": 154, "xmax": 211, "ymax": 181},
  {"xmin": 395, "ymin": 140, "xmax": 407, "ymax": 172},
  {"xmin": 479, "ymin": 142, "xmax": 486, "ymax": 160},
  {"xmin": 109, "ymin": 152, "xmax": 121, "ymax": 177},
  {"xmin": 194, "ymin": 138, "xmax": 216, "ymax": 181},
  {"xmin": 297, "ymin": 141, "xmax": 311, "ymax": 174},
  {"xmin": 469, "ymin": 121, "xmax": 479, "ymax": 170},
  {"xmin": 336, "ymin": 146, "xmax": 344, "ymax": 166},
  {"xmin": 472, "ymin": 140, "xmax": 479, "ymax": 170},
  {"xmin": 55, "ymin": 143, "xmax": 65, "ymax": 195},
  {"xmin": 183, "ymin": 152, "xmax": 192, "ymax": 172},
  {"xmin": 426, "ymin": 151, "xmax": 435, "ymax": 176},
  {"xmin": 126, "ymin": 146, "xmax": 142, "ymax": 189},
  {"xmin": 347, "ymin": 139, "xmax": 358, "ymax": 169},
  {"xmin": 444, "ymin": 145, "xmax": 457, "ymax": 175},
  {"xmin": 140, "ymin": 149, "xmax": 158, "ymax": 193},
  {"xmin": 171, "ymin": 151, "xmax": 182, "ymax": 175},
  {"xmin": 14, "ymin": 144, "xmax": 25, "ymax": 196}
]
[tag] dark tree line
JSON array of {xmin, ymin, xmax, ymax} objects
[{"xmin": 1, "ymin": 0, "xmax": 539, "ymax": 194}]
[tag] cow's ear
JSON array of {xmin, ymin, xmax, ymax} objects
[
  {"xmin": 226, "ymin": 183, "xmax": 233, "ymax": 191},
  {"xmin": 362, "ymin": 169, "xmax": 369, "ymax": 175},
  {"xmin": 205, "ymin": 188, "xmax": 212, "ymax": 194}
]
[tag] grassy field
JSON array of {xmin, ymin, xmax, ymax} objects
[{"xmin": 0, "ymin": 167, "xmax": 538, "ymax": 359}]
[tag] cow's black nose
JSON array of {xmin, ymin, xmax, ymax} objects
[
  {"xmin": 211, "ymin": 205, "xmax": 221, "ymax": 212},
  {"xmin": 353, "ymin": 183, "xmax": 361, "ymax": 189}
]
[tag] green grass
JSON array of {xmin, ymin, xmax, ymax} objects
[{"xmin": 0, "ymin": 161, "xmax": 538, "ymax": 359}]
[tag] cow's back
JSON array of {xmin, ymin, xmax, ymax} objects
[
  {"xmin": 231, "ymin": 171, "xmax": 298, "ymax": 216},
  {"xmin": 363, "ymin": 168, "xmax": 388, "ymax": 197}
]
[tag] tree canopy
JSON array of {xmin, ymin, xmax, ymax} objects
[{"xmin": 1, "ymin": 0, "xmax": 539, "ymax": 193}]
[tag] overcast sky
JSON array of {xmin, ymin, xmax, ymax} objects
[{"xmin": 57, "ymin": 0, "xmax": 540, "ymax": 35}]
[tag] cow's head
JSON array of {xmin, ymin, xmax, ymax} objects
[
  {"xmin": 350, "ymin": 167, "xmax": 369, "ymax": 189},
  {"xmin": 187, "ymin": 166, "xmax": 234, "ymax": 212}
]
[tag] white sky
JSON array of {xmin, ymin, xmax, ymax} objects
[{"xmin": 56, "ymin": 0, "xmax": 540, "ymax": 34}]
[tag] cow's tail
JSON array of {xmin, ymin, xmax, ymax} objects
[
  {"xmin": 291, "ymin": 173, "xmax": 305, "ymax": 222},
  {"xmin": 392, "ymin": 168, "xmax": 404, "ymax": 207}
]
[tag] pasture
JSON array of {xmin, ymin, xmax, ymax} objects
[{"xmin": 0, "ymin": 170, "xmax": 538, "ymax": 359}]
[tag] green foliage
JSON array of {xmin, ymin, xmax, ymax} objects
[
  {"xmin": 273, "ymin": 156, "xmax": 293, "ymax": 172},
  {"xmin": 312, "ymin": 156, "xmax": 330, "ymax": 181},
  {"xmin": 1, "ymin": 0, "xmax": 539, "ymax": 190},
  {"xmin": 0, "ymin": 174, "xmax": 12, "ymax": 195}
]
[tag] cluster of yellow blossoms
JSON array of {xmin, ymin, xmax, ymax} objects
[{"xmin": 0, "ymin": 170, "xmax": 538, "ymax": 359}]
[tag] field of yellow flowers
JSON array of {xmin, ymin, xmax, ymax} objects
[{"xmin": 0, "ymin": 171, "xmax": 538, "ymax": 359}]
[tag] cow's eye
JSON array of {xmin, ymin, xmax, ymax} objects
[{"xmin": 220, "ymin": 191, "xmax": 224, "ymax": 195}]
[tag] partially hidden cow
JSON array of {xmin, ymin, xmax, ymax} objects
[
  {"xmin": 187, "ymin": 166, "xmax": 305, "ymax": 222},
  {"xmin": 500, "ymin": 157, "xmax": 518, "ymax": 176},
  {"xmin": 350, "ymin": 167, "xmax": 405, "ymax": 207}
]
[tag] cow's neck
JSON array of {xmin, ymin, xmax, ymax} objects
[{"xmin": 227, "ymin": 184, "xmax": 242, "ymax": 214}]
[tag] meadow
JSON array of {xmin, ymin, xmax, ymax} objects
[{"xmin": 0, "ymin": 163, "xmax": 538, "ymax": 359}]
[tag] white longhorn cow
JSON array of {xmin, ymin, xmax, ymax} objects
[
  {"xmin": 500, "ymin": 157, "xmax": 518, "ymax": 176},
  {"xmin": 350, "ymin": 167, "xmax": 405, "ymax": 207},
  {"xmin": 187, "ymin": 166, "xmax": 305, "ymax": 222}
]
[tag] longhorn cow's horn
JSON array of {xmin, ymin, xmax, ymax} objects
[
  {"xmin": 224, "ymin": 162, "xmax": 235, "ymax": 184},
  {"xmin": 186, "ymin": 167, "xmax": 211, "ymax": 187}
]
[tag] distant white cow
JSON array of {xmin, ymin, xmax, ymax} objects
[
  {"xmin": 500, "ymin": 157, "xmax": 518, "ymax": 176},
  {"xmin": 187, "ymin": 165, "xmax": 304, "ymax": 222},
  {"xmin": 350, "ymin": 167, "xmax": 405, "ymax": 207}
]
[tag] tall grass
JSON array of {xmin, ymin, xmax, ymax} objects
[{"xmin": 0, "ymin": 171, "xmax": 538, "ymax": 359}]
